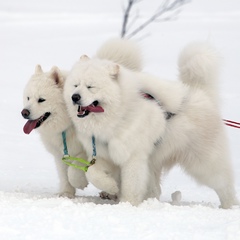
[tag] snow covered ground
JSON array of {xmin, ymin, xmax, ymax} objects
[{"xmin": 0, "ymin": 0, "xmax": 240, "ymax": 239}]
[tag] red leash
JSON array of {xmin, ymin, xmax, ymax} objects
[{"xmin": 223, "ymin": 119, "xmax": 240, "ymax": 129}]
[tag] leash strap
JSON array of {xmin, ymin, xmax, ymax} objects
[
  {"xmin": 142, "ymin": 92, "xmax": 239, "ymax": 129},
  {"xmin": 141, "ymin": 92, "xmax": 175, "ymax": 120},
  {"xmin": 223, "ymin": 119, "xmax": 240, "ymax": 129}
]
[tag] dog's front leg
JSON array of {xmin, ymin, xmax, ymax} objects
[
  {"xmin": 86, "ymin": 157, "xmax": 119, "ymax": 195},
  {"xmin": 54, "ymin": 156, "xmax": 75, "ymax": 198},
  {"xmin": 119, "ymin": 153, "xmax": 150, "ymax": 206}
]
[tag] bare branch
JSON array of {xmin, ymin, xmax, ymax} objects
[
  {"xmin": 120, "ymin": 0, "xmax": 191, "ymax": 39},
  {"xmin": 121, "ymin": 0, "xmax": 135, "ymax": 38}
]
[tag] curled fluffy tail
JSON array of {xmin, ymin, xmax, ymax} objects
[
  {"xmin": 178, "ymin": 42, "xmax": 221, "ymax": 102},
  {"xmin": 95, "ymin": 38, "xmax": 143, "ymax": 71}
]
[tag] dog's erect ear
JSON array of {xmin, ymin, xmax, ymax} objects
[
  {"xmin": 108, "ymin": 64, "xmax": 119, "ymax": 80},
  {"xmin": 35, "ymin": 64, "xmax": 43, "ymax": 74},
  {"xmin": 79, "ymin": 55, "xmax": 90, "ymax": 61},
  {"xmin": 50, "ymin": 66, "xmax": 64, "ymax": 88}
]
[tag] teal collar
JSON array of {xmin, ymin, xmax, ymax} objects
[{"xmin": 62, "ymin": 131, "xmax": 69, "ymax": 156}]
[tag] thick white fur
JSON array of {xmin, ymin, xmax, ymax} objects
[
  {"xmin": 22, "ymin": 66, "xmax": 88, "ymax": 197},
  {"xmin": 84, "ymin": 38, "xmax": 143, "ymax": 196},
  {"xmin": 64, "ymin": 41, "xmax": 238, "ymax": 208},
  {"xmin": 178, "ymin": 41, "xmax": 221, "ymax": 104},
  {"xmin": 64, "ymin": 63, "xmax": 164, "ymax": 204},
  {"xmin": 95, "ymin": 38, "xmax": 142, "ymax": 71},
  {"xmin": 22, "ymin": 38, "xmax": 143, "ymax": 199}
]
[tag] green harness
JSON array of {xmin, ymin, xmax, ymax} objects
[{"xmin": 61, "ymin": 131, "xmax": 96, "ymax": 172}]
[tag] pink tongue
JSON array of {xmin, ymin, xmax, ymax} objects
[
  {"xmin": 78, "ymin": 105, "xmax": 104, "ymax": 115},
  {"xmin": 87, "ymin": 105, "xmax": 104, "ymax": 112},
  {"xmin": 23, "ymin": 120, "xmax": 38, "ymax": 134}
]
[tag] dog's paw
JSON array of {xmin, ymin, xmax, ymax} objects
[
  {"xmin": 86, "ymin": 165, "xmax": 119, "ymax": 195},
  {"xmin": 58, "ymin": 192, "xmax": 75, "ymax": 199},
  {"xmin": 99, "ymin": 191, "xmax": 118, "ymax": 201}
]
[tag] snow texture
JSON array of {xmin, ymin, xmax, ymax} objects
[{"xmin": 0, "ymin": 0, "xmax": 240, "ymax": 239}]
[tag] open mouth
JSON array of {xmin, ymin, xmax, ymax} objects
[
  {"xmin": 77, "ymin": 101, "xmax": 104, "ymax": 118},
  {"xmin": 23, "ymin": 112, "xmax": 51, "ymax": 134}
]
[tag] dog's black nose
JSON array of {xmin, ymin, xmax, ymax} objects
[
  {"xmin": 72, "ymin": 94, "xmax": 81, "ymax": 103},
  {"xmin": 21, "ymin": 109, "xmax": 30, "ymax": 119}
]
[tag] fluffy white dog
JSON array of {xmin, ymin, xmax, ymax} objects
[
  {"xmin": 64, "ymin": 41, "xmax": 238, "ymax": 208},
  {"xmin": 21, "ymin": 66, "xmax": 88, "ymax": 197},
  {"xmin": 21, "ymin": 38, "xmax": 142, "ymax": 198}
]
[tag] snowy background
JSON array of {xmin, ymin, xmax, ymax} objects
[{"xmin": 0, "ymin": 0, "xmax": 240, "ymax": 239}]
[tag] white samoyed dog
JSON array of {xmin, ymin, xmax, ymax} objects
[
  {"xmin": 64, "ymin": 41, "xmax": 238, "ymax": 208},
  {"xmin": 21, "ymin": 38, "xmax": 142, "ymax": 198},
  {"xmin": 21, "ymin": 66, "xmax": 88, "ymax": 197}
]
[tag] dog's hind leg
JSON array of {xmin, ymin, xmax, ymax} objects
[
  {"xmin": 214, "ymin": 185, "xmax": 239, "ymax": 209},
  {"xmin": 181, "ymin": 153, "xmax": 238, "ymax": 209}
]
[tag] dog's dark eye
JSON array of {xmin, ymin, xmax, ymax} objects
[
  {"xmin": 74, "ymin": 84, "xmax": 78, "ymax": 88},
  {"xmin": 38, "ymin": 98, "xmax": 46, "ymax": 103},
  {"xmin": 27, "ymin": 97, "xmax": 30, "ymax": 101},
  {"xmin": 87, "ymin": 86, "xmax": 93, "ymax": 89}
]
